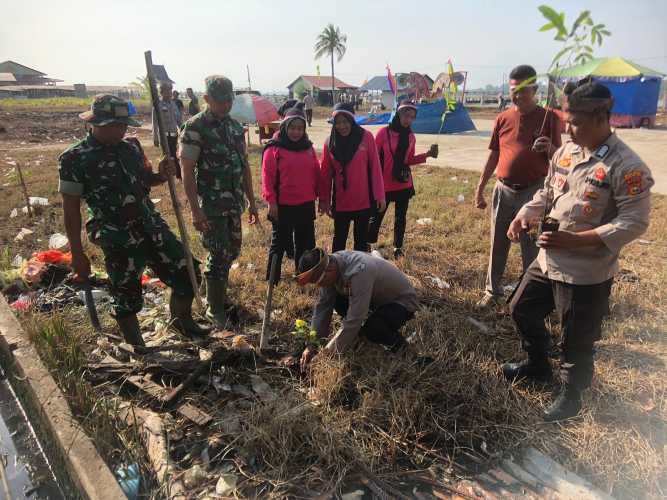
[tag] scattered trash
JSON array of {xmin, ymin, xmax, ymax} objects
[
  {"xmin": 21, "ymin": 259, "xmax": 47, "ymax": 284},
  {"xmin": 416, "ymin": 218, "xmax": 433, "ymax": 226},
  {"xmin": 183, "ymin": 464, "xmax": 208, "ymax": 488},
  {"xmin": 151, "ymin": 198, "xmax": 161, "ymax": 204},
  {"xmin": 450, "ymin": 176, "xmax": 458, "ymax": 181},
  {"xmin": 28, "ymin": 197, "xmax": 49, "ymax": 206},
  {"xmin": 115, "ymin": 463, "xmax": 140, "ymax": 500},
  {"xmin": 246, "ymin": 263, "xmax": 255, "ymax": 270},
  {"xmin": 9, "ymin": 208, "xmax": 17, "ymax": 218},
  {"xmin": 33, "ymin": 250, "xmax": 71, "ymax": 265},
  {"xmin": 215, "ymin": 473, "xmax": 238, "ymax": 496},
  {"xmin": 637, "ymin": 239, "xmax": 652, "ymax": 245},
  {"xmin": 341, "ymin": 490, "xmax": 365, "ymax": 500},
  {"xmin": 230, "ymin": 263, "xmax": 240, "ymax": 270},
  {"xmin": 457, "ymin": 194, "xmax": 465, "ymax": 203},
  {"xmin": 231, "ymin": 335, "xmax": 252, "ymax": 352},
  {"xmin": 14, "ymin": 227, "xmax": 34, "ymax": 241},
  {"xmin": 48, "ymin": 233, "xmax": 69, "ymax": 249},
  {"xmin": 11, "ymin": 254, "xmax": 24, "ymax": 267},
  {"xmin": 466, "ymin": 317, "xmax": 491, "ymax": 334},
  {"xmin": 10, "ymin": 294, "xmax": 33, "ymax": 311},
  {"xmin": 77, "ymin": 289, "xmax": 109, "ymax": 303},
  {"xmin": 250, "ymin": 375, "xmax": 277, "ymax": 403},
  {"xmin": 463, "ymin": 179, "xmax": 470, "ymax": 184},
  {"xmin": 427, "ymin": 275, "xmax": 451, "ymax": 289}
]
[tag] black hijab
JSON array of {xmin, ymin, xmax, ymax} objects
[
  {"xmin": 328, "ymin": 108, "xmax": 364, "ymax": 190},
  {"xmin": 388, "ymin": 111, "xmax": 412, "ymax": 183},
  {"xmin": 262, "ymin": 111, "xmax": 312, "ymax": 158}
]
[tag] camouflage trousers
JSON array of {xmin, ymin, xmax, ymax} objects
[
  {"xmin": 102, "ymin": 226, "xmax": 199, "ymax": 316},
  {"xmin": 201, "ymin": 214, "xmax": 242, "ymax": 279}
]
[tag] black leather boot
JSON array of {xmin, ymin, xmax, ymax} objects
[
  {"xmin": 502, "ymin": 356, "xmax": 553, "ymax": 383},
  {"xmin": 544, "ymin": 385, "xmax": 582, "ymax": 422}
]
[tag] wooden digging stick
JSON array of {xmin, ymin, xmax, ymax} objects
[
  {"xmin": 260, "ymin": 254, "xmax": 279, "ymax": 350},
  {"xmin": 16, "ymin": 161, "xmax": 32, "ymax": 218},
  {"xmin": 144, "ymin": 51, "xmax": 201, "ymax": 309}
]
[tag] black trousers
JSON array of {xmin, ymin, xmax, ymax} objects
[
  {"xmin": 367, "ymin": 197, "xmax": 410, "ymax": 248},
  {"xmin": 509, "ymin": 260, "xmax": 613, "ymax": 390},
  {"xmin": 332, "ymin": 209, "xmax": 371, "ymax": 252},
  {"xmin": 334, "ymin": 294, "xmax": 414, "ymax": 351},
  {"xmin": 166, "ymin": 135, "xmax": 182, "ymax": 179},
  {"xmin": 266, "ymin": 202, "xmax": 316, "ymax": 284},
  {"xmin": 305, "ymin": 109, "xmax": 313, "ymax": 126}
]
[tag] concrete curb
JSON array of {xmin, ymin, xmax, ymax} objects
[{"xmin": 0, "ymin": 296, "xmax": 126, "ymax": 500}]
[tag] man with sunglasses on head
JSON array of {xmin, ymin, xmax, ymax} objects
[
  {"xmin": 179, "ymin": 75, "xmax": 259, "ymax": 329},
  {"xmin": 474, "ymin": 65, "xmax": 562, "ymax": 309},
  {"xmin": 58, "ymin": 94, "xmax": 207, "ymax": 346}
]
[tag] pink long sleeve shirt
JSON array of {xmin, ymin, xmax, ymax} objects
[
  {"xmin": 375, "ymin": 126, "xmax": 428, "ymax": 193},
  {"xmin": 261, "ymin": 146, "xmax": 320, "ymax": 206},
  {"xmin": 320, "ymin": 129, "xmax": 385, "ymax": 212}
]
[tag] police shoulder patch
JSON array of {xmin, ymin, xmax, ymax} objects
[{"xmin": 623, "ymin": 169, "xmax": 643, "ymax": 196}]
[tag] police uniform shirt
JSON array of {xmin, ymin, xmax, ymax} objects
[{"xmin": 517, "ymin": 134, "xmax": 654, "ymax": 285}]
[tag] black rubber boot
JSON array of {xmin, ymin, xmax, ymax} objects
[
  {"xmin": 544, "ymin": 385, "xmax": 582, "ymax": 422},
  {"xmin": 205, "ymin": 278, "xmax": 228, "ymax": 329},
  {"xmin": 502, "ymin": 356, "xmax": 553, "ymax": 383},
  {"xmin": 116, "ymin": 314, "xmax": 145, "ymax": 346},
  {"xmin": 170, "ymin": 294, "xmax": 210, "ymax": 337}
]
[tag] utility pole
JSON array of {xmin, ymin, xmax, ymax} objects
[{"xmin": 246, "ymin": 65, "xmax": 252, "ymax": 91}]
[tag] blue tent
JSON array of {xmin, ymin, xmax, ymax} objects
[{"xmin": 356, "ymin": 99, "xmax": 476, "ymax": 134}]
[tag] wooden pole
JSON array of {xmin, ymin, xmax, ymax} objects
[
  {"xmin": 16, "ymin": 161, "xmax": 32, "ymax": 218},
  {"xmin": 260, "ymin": 254, "xmax": 279, "ymax": 350},
  {"xmin": 144, "ymin": 51, "xmax": 202, "ymax": 309}
]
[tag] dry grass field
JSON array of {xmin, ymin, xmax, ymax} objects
[{"xmin": 0, "ymin": 103, "xmax": 665, "ymax": 498}]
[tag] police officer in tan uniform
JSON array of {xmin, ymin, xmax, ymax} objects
[{"xmin": 503, "ymin": 82, "xmax": 654, "ymax": 421}]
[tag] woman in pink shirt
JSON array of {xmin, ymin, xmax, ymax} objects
[
  {"xmin": 320, "ymin": 103, "xmax": 385, "ymax": 252},
  {"xmin": 367, "ymin": 101, "xmax": 438, "ymax": 258},
  {"xmin": 262, "ymin": 107, "xmax": 319, "ymax": 283}
]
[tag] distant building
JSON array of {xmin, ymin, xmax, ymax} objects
[
  {"xmin": 0, "ymin": 60, "xmax": 72, "ymax": 99},
  {"xmin": 0, "ymin": 60, "xmax": 62, "ymax": 86},
  {"xmin": 286, "ymin": 75, "xmax": 357, "ymax": 105}
]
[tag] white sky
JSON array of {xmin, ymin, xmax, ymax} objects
[{"xmin": 2, "ymin": 0, "xmax": 665, "ymax": 92}]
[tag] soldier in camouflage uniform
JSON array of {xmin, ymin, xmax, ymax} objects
[
  {"xmin": 180, "ymin": 76, "xmax": 259, "ymax": 328},
  {"xmin": 58, "ymin": 94, "xmax": 208, "ymax": 345}
]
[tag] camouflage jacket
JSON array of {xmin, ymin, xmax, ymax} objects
[
  {"xmin": 179, "ymin": 109, "xmax": 246, "ymax": 217},
  {"xmin": 58, "ymin": 134, "xmax": 165, "ymax": 247}
]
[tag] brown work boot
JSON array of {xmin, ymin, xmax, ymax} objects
[{"xmin": 475, "ymin": 292, "xmax": 501, "ymax": 310}]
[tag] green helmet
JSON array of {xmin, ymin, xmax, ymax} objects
[
  {"xmin": 78, "ymin": 94, "xmax": 142, "ymax": 127},
  {"xmin": 205, "ymin": 75, "xmax": 234, "ymax": 103}
]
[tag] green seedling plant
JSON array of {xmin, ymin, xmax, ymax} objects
[
  {"xmin": 538, "ymin": 5, "xmax": 611, "ymax": 72},
  {"xmin": 291, "ymin": 319, "xmax": 322, "ymax": 348}
]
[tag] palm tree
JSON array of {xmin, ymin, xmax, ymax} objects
[{"xmin": 314, "ymin": 24, "xmax": 347, "ymax": 106}]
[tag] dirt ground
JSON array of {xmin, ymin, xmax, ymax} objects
[{"xmin": 0, "ymin": 106, "xmax": 665, "ymax": 499}]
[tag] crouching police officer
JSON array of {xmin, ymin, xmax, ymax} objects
[
  {"xmin": 59, "ymin": 94, "xmax": 207, "ymax": 345},
  {"xmin": 504, "ymin": 82, "xmax": 654, "ymax": 421}
]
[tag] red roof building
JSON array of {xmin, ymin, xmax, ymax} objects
[{"xmin": 286, "ymin": 75, "xmax": 357, "ymax": 104}]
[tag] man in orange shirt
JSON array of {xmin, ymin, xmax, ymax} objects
[{"xmin": 474, "ymin": 65, "xmax": 561, "ymax": 308}]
